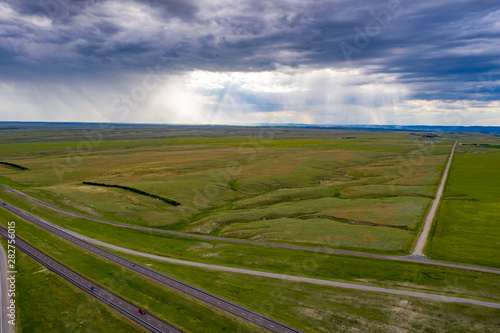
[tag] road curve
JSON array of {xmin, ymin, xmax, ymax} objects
[
  {"xmin": 76, "ymin": 233, "xmax": 500, "ymax": 309},
  {"xmin": 2, "ymin": 202, "xmax": 500, "ymax": 311},
  {"xmin": 412, "ymin": 140, "xmax": 457, "ymax": 256},
  {"xmin": 0, "ymin": 201, "xmax": 302, "ymax": 333},
  {"xmin": 0, "ymin": 227, "xmax": 182, "ymax": 333},
  {"xmin": 1, "ymin": 185, "xmax": 499, "ymax": 275},
  {"xmin": 0, "ymin": 242, "xmax": 14, "ymax": 333}
]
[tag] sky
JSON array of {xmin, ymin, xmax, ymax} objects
[{"xmin": 0, "ymin": 0, "xmax": 499, "ymax": 126}]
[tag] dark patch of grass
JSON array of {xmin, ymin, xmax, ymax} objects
[
  {"xmin": 299, "ymin": 214, "xmax": 412, "ymax": 230},
  {"xmin": 228, "ymin": 179, "xmax": 239, "ymax": 191}
]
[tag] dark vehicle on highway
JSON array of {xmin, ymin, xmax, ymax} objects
[
  {"xmin": 138, "ymin": 309, "xmax": 146, "ymax": 315},
  {"xmin": 91, "ymin": 287, "xmax": 97, "ymax": 291}
]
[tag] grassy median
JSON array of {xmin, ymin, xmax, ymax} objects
[
  {"xmin": 0, "ymin": 237, "xmax": 148, "ymax": 333},
  {"xmin": 0, "ymin": 209, "xmax": 265, "ymax": 333}
]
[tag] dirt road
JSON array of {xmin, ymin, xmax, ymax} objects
[{"xmin": 412, "ymin": 141, "xmax": 457, "ymax": 256}]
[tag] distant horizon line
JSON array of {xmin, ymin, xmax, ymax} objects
[{"xmin": 0, "ymin": 120, "xmax": 499, "ymax": 129}]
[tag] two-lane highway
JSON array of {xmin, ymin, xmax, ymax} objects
[{"xmin": 0, "ymin": 227, "xmax": 182, "ymax": 333}]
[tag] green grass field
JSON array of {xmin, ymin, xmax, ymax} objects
[
  {"xmin": 427, "ymin": 145, "xmax": 500, "ymax": 268},
  {"xmin": 0, "ymin": 126, "xmax": 453, "ymax": 254}
]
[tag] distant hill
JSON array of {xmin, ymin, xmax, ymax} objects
[
  {"xmin": 251, "ymin": 123, "xmax": 500, "ymax": 134},
  {"xmin": 0, "ymin": 122, "xmax": 499, "ymax": 134}
]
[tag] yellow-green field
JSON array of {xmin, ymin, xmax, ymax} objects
[{"xmin": 0, "ymin": 125, "xmax": 455, "ymax": 254}]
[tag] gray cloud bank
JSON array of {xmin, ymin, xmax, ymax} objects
[{"xmin": 0, "ymin": 0, "xmax": 499, "ymax": 125}]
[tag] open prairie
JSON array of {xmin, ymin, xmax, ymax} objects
[
  {"xmin": 2, "ymin": 124, "xmax": 500, "ymax": 332},
  {"xmin": 0, "ymin": 125, "xmax": 453, "ymax": 254}
]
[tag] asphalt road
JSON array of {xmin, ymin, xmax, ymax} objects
[
  {"xmin": 79, "ymin": 233, "xmax": 500, "ymax": 309},
  {"xmin": 0, "ymin": 227, "xmax": 182, "ymax": 333},
  {"xmin": 2, "ymin": 201, "xmax": 499, "ymax": 312},
  {"xmin": 0, "ymin": 242, "xmax": 14, "ymax": 333},
  {"xmin": 1, "ymin": 184, "xmax": 499, "ymax": 275},
  {"xmin": 412, "ymin": 140, "xmax": 457, "ymax": 256},
  {"xmin": 0, "ymin": 201, "xmax": 302, "ymax": 333}
]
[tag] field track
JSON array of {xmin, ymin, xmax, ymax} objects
[{"xmin": 412, "ymin": 141, "xmax": 457, "ymax": 255}]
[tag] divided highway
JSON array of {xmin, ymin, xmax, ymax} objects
[
  {"xmin": 0, "ymin": 242, "xmax": 14, "ymax": 333},
  {"xmin": 0, "ymin": 201, "xmax": 302, "ymax": 333},
  {"xmin": 0, "ymin": 227, "xmax": 182, "ymax": 333}
]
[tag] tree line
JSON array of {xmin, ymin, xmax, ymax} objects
[
  {"xmin": 0, "ymin": 162, "xmax": 29, "ymax": 170},
  {"xmin": 82, "ymin": 181, "xmax": 181, "ymax": 206}
]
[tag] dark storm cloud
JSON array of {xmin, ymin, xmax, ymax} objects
[
  {"xmin": 5, "ymin": 0, "xmax": 104, "ymax": 24},
  {"xmin": 4, "ymin": 0, "xmax": 197, "ymax": 23},
  {"xmin": 136, "ymin": 0, "xmax": 198, "ymax": 21},
  {"xmin": 1, "ymin": 0, "xmax": 499, "ymax": 101}
]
